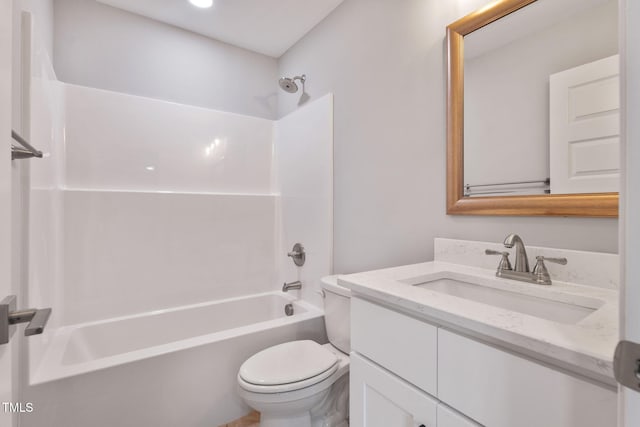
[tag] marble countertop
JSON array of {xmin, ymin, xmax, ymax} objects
[{"xmin": 339, "ymin": 260, "xmax": 619, "ymax": 384}]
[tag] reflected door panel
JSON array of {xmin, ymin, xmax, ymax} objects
[{"xmin": 550, "ymin": 55, "xmax": 620, "ymax": 194}]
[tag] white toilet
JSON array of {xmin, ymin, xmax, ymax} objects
[{"xmin": 237, "ymin": 276, "xmax": 351, "ymax": 427}]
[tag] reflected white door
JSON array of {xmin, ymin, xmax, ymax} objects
[
  {"xmin": 0, "ymin": 1, "xmax": 15, "ymax": 426},
  {"xmin": 620, "ymin": 0, "xmax": 640, "ymax": 425},
  {"xmin": 550, "ymin": 55, "xmax": 620, "ymax": 194}
]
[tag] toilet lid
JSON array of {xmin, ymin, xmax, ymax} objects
[{"xmin": 239, "ymin": 340, "xmax": 338, "ymax": 386}]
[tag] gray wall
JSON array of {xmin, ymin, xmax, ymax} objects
[
  {"xmin": 278, "ymin": 0, "xmax": 619, "ymax": 274},
  {"xmin": 53, "ymin": 0, "xmax": 279, "ymax": 119}
]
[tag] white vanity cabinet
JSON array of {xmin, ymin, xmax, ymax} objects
[
  {"xmin": 350, "ymin": 297, "xmax": 617, "ymax": 427},
  {"xmin": 350, "ymin": 352, "xmax": 480, "ymax": 427},
  {"xmin": 350, "ymin": 352, "xmax": 438, "ymax": 427},
  {"xmin": 437, "ymin": 405, "xmax": 482, "ymax": 427},
  {"xmin": 351, "ymin": 296, "xmax": 437, "ymax": 395},
  {"xmin": 438, "ymin": 329, "xmax": 617, "ymax": 427}
]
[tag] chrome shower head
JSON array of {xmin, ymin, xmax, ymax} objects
[
  {"xmin": 279, "ymin": 77, "xmax": 298, "ymax": 93},
  {"xmin": 278, "ymin": 74, "xmax": 306, "ymax": 93}
]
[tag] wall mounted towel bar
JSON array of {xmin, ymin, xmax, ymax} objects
[{"xmin": 11, "ymin": 129, "xmax": 43, "ymax": 160}]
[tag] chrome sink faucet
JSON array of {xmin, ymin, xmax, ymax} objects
[
  {"xmin": 486, "ymin": 234, "xmax": 567, "ymax": 285},
  {"xmin": 503, "ymin": 233, "xmax": 530, "ymax": 272}
]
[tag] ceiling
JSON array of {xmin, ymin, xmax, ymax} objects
[{"xmin": 96, "ymin": 0, "xmax": 344, "ymax": 58}]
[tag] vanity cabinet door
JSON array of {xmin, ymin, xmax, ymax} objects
[
  {"xmin": 437, "ymin": 405, "xmax": 482, "ymax": 427},
  {"xmin": 437, "ymin": 329, "xmax": 617, "ymax": 427},
  {"xmin": 350, "ymin": 352, "xmax": 437, "ymax": 427},
  {"xmin": 351, "ymin": 297, "xmax": 438, "ymax": 395}
]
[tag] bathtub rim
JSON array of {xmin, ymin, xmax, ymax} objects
[{"xmin": 30, "ymin": 291, "xmax": 323, "ymax": 385}]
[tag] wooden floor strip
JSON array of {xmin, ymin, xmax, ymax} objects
[{"xmin": 218, "ymin": 410, "xmax": 260, "ymax": 427}]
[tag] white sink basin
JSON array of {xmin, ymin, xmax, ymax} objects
[{"xmin": 416, "ymin": 278, "xmax": 601, "ymax": 324}]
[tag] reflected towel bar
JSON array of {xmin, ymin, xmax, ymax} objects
[
  {"xmin": 465, "ymin": 178, "xmax": 550, "ymax": 189},
  {"xmin": 465, "ymin": 178, "xmax": 550, "ymax": 197},
  {"xmin": 11, "ymin": 129, "xmax": 43, "ymax": 160}
]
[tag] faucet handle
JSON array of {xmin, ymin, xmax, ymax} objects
[
  {"xmin": 535, "ymin": 255, "xmax": 567, "ymax": 265},
  {"xmin": 485, "ymin": 249, "xmax": 512, "ymax": 271},
  {"xmin": 287, "ymin": 243, "xmax": 306, "ymax": 266},
  {"xmin": 532, "ymin": 256, "xmax": 567, "ymax": 285},
  {"xmin": 485, "ymin": 249, "xmax": 505, "ymax": 256}
]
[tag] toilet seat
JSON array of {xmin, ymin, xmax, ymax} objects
[
  {"xmin": 238, "ymin": 363, "xmax": 338, "ymax": 394},
  {"xmin": 238, "ymin": 340, "xmax": 339, "ymax": 394}
]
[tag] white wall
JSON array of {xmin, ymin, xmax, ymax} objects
[
  {"xmin": 53, "ymin": 0, "xmax": 279, "ymax": 119},
  {"xmin": 278, "ymin": 0, "xmax": 619, "ymax": 274}
]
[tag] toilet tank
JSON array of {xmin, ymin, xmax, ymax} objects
[{"xmin": 321, "ymin": 275, "xmax": 351, "ymax": 354}]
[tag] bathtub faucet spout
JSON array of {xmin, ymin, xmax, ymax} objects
[{"xmin": 282, "ymin": 281, "xmax": 302, "ymax": 292}]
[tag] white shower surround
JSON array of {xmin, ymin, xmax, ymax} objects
[
  {"xmin": 25, "ymin": 59, "xmax": 334, "ymax": 425},
  {"xmin": 63, "ymin": 83, "xmax": 276, "ymax": 194}
]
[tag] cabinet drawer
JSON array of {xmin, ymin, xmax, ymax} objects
[
  {"xmin": 351, "ymin": 297, "xmax": 437, "ymax": 395},
  {"xmin": 438, "ymin": 329, "xmax": 617, "ymax": 427},
  {"xmin": 350, "ymin": 352, "xmax": 437, "ymax": 427}
]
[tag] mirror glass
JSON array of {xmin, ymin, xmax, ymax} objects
[{"xmin": 462, "ymin": 0, "xmax": 618, "ymax": 198}]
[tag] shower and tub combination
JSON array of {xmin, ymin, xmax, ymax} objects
[{"xmin": 24, "ymin": 66, "xmax": 335, "ymax": 427}]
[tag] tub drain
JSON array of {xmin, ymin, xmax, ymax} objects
[{"xmin": 284, "ymin": 303, "xmax": 294, "ymax": 316}]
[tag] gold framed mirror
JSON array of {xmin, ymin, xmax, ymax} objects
[{"xmin": 446, "ymin": 0, "xmax": 619, "ymax": 217}]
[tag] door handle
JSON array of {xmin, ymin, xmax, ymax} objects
[
  {"xmin": 0, "ymin": 295, "xmax": 52, "ymax": 345},
  {"xmin": 614, "ymin": 340, "xmax": 640, "ymax": 392}
]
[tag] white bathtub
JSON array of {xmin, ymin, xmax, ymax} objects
[{"xmin": 23, "ymin": 292, "xmax": 326, "ymax": 427}]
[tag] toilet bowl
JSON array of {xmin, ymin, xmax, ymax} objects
[{"xmin": 237, "ymin": 276, "xmax": 351, "ymax": 427}]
